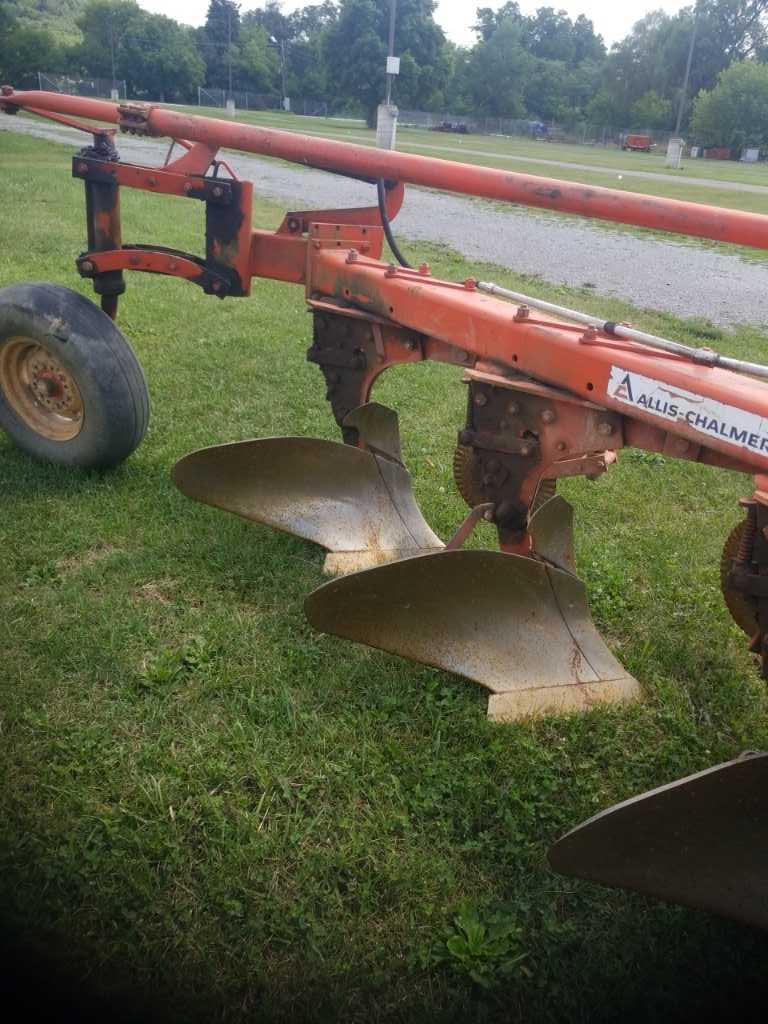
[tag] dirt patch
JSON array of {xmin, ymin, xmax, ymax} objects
[{"xmin": 56, "ymin": 545, "xmax": 123, "ymax": 576}]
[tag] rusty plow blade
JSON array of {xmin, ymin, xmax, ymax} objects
[
  {"xmin": 548, "ymin": 752, "xmax": 768, "ymax": 929},
  {"xmin": 304, "ymin": 548, "xmax": 641, "ymax": 721},
  {"xmin": 171, "ymin": 403, "xmax": 443, "ymax": 574}
]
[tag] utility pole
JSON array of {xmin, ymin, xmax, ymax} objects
[
  {"xmin": 385, "ymin": 0, "xmax": 397, "ymax": 106},
  {"xmin": 675, "ymin": 1, "xmax": 701, "ymax": 135},
  {"xmin": 227, "ymin": 5, "xmax": 233, "ymax": 102}
]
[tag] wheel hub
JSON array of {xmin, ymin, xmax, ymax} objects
[{"xmin": 0, "ymin": 337, "xmax": 83, "ymax": 441}]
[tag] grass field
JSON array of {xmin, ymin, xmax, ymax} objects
[
  {"xmin": 171, "ymin": 105, "xmax": 768, "ymax": 215},
  {"xmin": 2, "ymin": 132, "xmax": 768, "ymax": 1022}
]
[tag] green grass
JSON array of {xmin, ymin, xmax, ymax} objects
[
  {"xmin": 170, "ymin": 104, "xmax": 768, "ymax": 214},
  {"xmin": 2, "ymin": 132, "xmax": 768, "ymax": 1022}
]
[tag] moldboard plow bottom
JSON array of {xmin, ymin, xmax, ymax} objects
[
  {"xmin": 171, "ymin": 403, "xmax": 443, "ymax": 574},
  {"xmin": 173, "ymin": 399, "xmax": 639, "ymax": 720},
  {"xmin": 305, "ymin": 547, "xmax": 640, "ymax": 721}
]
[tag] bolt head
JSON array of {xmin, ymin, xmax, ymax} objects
[
  {"xmin": 541, "ymin": 409, "xmax": 556, "ymax": 424},
  {"xmin": 556, "ymin": 441, "xmax": 567, "ymax": 452},
  {"xmin": 80, "ymin": 260, "xmax": 93, "ymax": 274},
  {"xmin": 474, "ymin": 392, "xmax": 488, "ymax": 407},
  {"xmin": 598, "ymin": 422, "xmax": 614, "ymax": 436},
  {"xmin": 507, "ymin": 401, "xmax": 519, "ymax": 415}
]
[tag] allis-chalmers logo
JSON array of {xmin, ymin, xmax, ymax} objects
[{"xmin": 607, "ymin": 365, "xmax": 768, "ymax": 455}]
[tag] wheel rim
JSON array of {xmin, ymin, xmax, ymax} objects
[{"xmin": 0, "ymin": 336, "xmax": 84, "ymax": 442}]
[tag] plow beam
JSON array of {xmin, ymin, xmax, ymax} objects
[
  {"xmin": 171, "ymin": 404, "xmax": 442, "ymax": 574},
  {"xmin": 5, "ymin": 88, "xmax": 768, "ymax": 251},
  {"xmin": 305, "ymin": 548, "xmax": 640, "ymax": 721},
  {"xmin": 549, "ymin": 752, "xmax": 768, "ymax": 929}
]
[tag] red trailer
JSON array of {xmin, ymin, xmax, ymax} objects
[{"xmin": 622, "ymin": 133, "xmax": 652, "ymax": 152}]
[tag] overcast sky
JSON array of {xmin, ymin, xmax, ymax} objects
[{"xmin": 139, "ymin": 1, "xmax": 688, "ymax": 48}]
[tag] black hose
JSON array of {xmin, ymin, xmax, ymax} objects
[{"xmin": 377, "ymin": 178, "xmax": 412, "ymax": 268}]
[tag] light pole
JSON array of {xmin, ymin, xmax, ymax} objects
[
  {"xmin": 385, "ymin": 0, "xmax": 397, "ymax": 106},
  {"xmin": 269, "ymin": 36, "xmax": 288, "ymax": 110},
  {"xmin": 675, "ymin": 1, "xmax": 701, "ymax": 135}
]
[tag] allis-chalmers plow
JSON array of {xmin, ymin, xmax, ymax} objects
[{"xmin": 1, "ymin": 88, "xmax": 767, "ymax": 929}]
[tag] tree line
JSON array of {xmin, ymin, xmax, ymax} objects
[{"xmin": 2, "ymin": 1, "xmax": 768, "ymax": 147}]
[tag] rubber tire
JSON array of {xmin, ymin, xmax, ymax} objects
[{"xmin": 0, "ymin": 282, "xmax": 149, "ymax": 469}]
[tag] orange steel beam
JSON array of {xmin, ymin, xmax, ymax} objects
[
  {"xmin": 5, "ymin": 88, "xmax": 768, "ymax": 250},
  {"xmin": 308, "ymin": 248, "xmax": 768, "ymax": 474}
]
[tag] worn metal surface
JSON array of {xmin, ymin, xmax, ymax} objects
[
  {"xmin": 7, "ymin": 88, "xmax": 768, "ymax": 250},
  {"xmin": 549, "ymin": 752, "xmax": 768, "ymax": 929},
  {"xmin": 528, "ymin": 495, "xmax": 576, "ymax": 573},
  {"xmin": 305, "ymin": 549, "xmax": 640, "ymax": 719},
  {"xmin": 171, "ymin": 435, "xmax": 442, "ymax": 572}
]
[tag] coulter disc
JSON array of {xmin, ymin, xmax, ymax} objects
[{"xmin": 720, "ymin": 519, "xmax": 758, "ymax": 636}]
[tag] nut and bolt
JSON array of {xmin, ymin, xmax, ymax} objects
[
  {"xmin": 211, "ymin": 185, "xmax": 224, "ymax": 198},
  {"xmin": 515, "ymin": 304, "xmax": 530, "ymax": 320},
  {"xmin": 581, "ymin": 326, "xmax": 598, "ymax": 343},
  {"xmin": 474, "ymin": 392, "xmax": 488, "ymax": 407},
  {"xmin": 556, "ymin": 441, "xmax": 567, "ymax": 451},
  {"xmin": 463, "ymin": 278, "xmax": 477, "ymax": 291},
  {"xmin": 598, "ymin": 421, "xmax": 614, "ymax": 436},
  {"xmin": 78, "ymin": 162, "xmax": 89, "ymax": 173},
  {"xmin": 346, "ymin": 249, "xmax": 359, "ymax": 264},
  {"xmin": 541, "ymin": 409, "xmax": 556, "ymax": 424},
  {"xmin": 79, "ymin": 260, "xmax": 94, "ymax": 274}
]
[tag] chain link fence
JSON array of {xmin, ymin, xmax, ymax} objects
[
  {"xmin": 398, "ymin": 109, "xmax": 685, "ymax": 150},
  {"xmin": 38, "ymin": 73, "xmax": 127, "ymax": 100},
  {"xmin": 197, "ymin": 88, "xmax": 329, "ymax": 117}
]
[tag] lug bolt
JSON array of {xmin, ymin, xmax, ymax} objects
[
  {"xmin": 598, "ymin": 422, "xmax": 614, "ymax": 436},
  {"xmin": 474, "ymin": 393, "xmax": 488, "ymax": 407},
  {"xmin": 541, "ymin": 409, "xmax": 556, "ymax": 424}
]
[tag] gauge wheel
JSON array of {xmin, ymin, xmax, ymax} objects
[
  {"xmin": 0, "ymin": 283, "xmax": 149, "ymax": 468},
  {"xmin": 720, "ymin": 519, "xmax": 759, "ymax": 636}
]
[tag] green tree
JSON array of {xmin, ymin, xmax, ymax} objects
[
  {"xmin": 630, "ymin": 90, "xmax": 674, "ymax": 129},
  {"xmin": 466, "ymin": 16, "xmax": 531, "ymax": 116},
  {"xmin": 199, "ymin": 0, "xmax": 241, "ymax": 88},
  {"xmin": 0, "ymin": 11, "xmax": 63, "ymax": 85},
  {"xmin": 322, "ymin": 0, "xmax": 447, "ymax": 122},
  {"xmin": 119, "ymin": 13, "xmax": 204, "ymax": 101},
  {"xmin": 691, "ymin": 59, "xmax": 768, "ymax": 147},
  {"xmin": 76, "ymin": 0, "xmax": 140, "ymax": 82}
]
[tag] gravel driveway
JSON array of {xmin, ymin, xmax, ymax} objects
[{"xmin": 3, "ymin": 115, "xmax": 768, "ymax": 329}]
